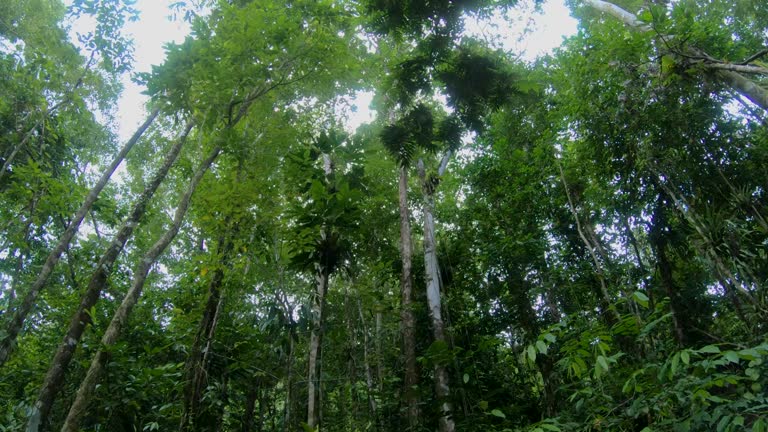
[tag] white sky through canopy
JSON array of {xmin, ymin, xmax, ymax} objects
[{"xmin": 70, "ymin": 0, "xmax": 577, "ymax": 140}]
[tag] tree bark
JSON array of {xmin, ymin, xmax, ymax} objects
[
  {"xmin": 282, "ymin": 327, "xmax": 296, "ymax": 432},
  {"xmin": 60, "ymin": 146, "xmax": 220, "ymax": 432},
  {"xmin": 357, "ymin": 297, "xmax": 378, "ymax": 423},
  {"xmin": 417, "ymin": 159, "xmax": 455, "ymax": 432},
  {"xmin": 649, "ymin": 197, "xmax": 687, "ymax": 346},
  {"xmin": 583, "ymin": 0, "xmax": 768, "ymax": 112},
  {"xmin": 179, "ymin": 227, "xmax": 233, "ymax": 432},
  {"xmin": 243, "ymin": 386, "xmax": 258, "ymax": 432},
  {"xmin": 0, "ymin": 121, "xmax": 39, "ymax": 184},
  {"xmin": 307, "ymin": 266, "xmax": 329, "ymax": 430},
  {"xmin": 0, "ymin": 107, "xmax": 160, "ymax": 367},
  {"xmin": 397, "ymin": 164, "xmax": 420, "ymax": 430},
  {"xmin": 557, "ymin": 162, "xmax": 620, "ymax": 322},
  {"xmin": 25, "ymin": 120, "xmax": 192, "ymax": 432}
]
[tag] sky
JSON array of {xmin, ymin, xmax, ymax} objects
[{"xmin": 74, "ymin": 0, "xmax": 578, "ymax": 141}]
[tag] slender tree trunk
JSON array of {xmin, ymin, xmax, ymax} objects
[
  {"xmin": 397, "ymin": 164, "xmax": 420, "ymax": 430},
  {"xmin": 542, "ymin": 256, "xmax": 563, "ymax": 322},
  {"xmin": 258, "ymin": 387, "xmax": 266, "ymax": 432},
  {"xmin": 283, "ymin": 330, "xmax": 295, "ymax": 432},
  {"xmin": 650, "ymin": 218, "xmax": 687, "ymax": 345},
  {"xmin": 343, "ymin": 287, "xmax": 357, "ymax": 430},
  {"xmin": 650, "ymin": 167, "xmax": 761, "ymax": 315},
  {"xmin": 26, "ymin": 119, "xmax": 191, "ymax": 432},
  {"xmin": 557, "ymin": 162, "xmax": 620, "ymax": 322},
  {"xmin": 375, "ymin": 310, "xmax": 383, "ymax": 394},
  {"xmin": 180, "ymin": 233, "xmax": 232, "ymax": 432},
  {"xmin": 0, "ymin": 122, "xmax": 39, "ymax": 184},
  {"xmin": 417, "ymin": 159, "xmax": 455, "ymax": 432},
  {"xmin": 243, "ymin": 386, "xmax": 258, "ymax": 432},
  {"xmin": 0, "ymin": 108, "xmax": 160, "ymax": 367},
  {"xmin": 60, "ymin": 146, "xmax": 220, "ymax": 432},
  {"xmin": 307, "ymin": 266, "xmax": 329, "ymax": 430},
  {"xmin": 357, "ymin": 297, "xmax": 378, "ymax": 422},
  {"xmin": 0, "ymin": 53, "xmax": 94, "ymax": 185}
]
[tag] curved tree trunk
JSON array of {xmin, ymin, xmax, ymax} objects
[
  {"xmin": 26, "ymin": 120, "xmax": 193, "ymax": 432},
  {"xmin": 60, "ymin": 145, "xmax": 220, "ymax": 432},
  {"xmin": 0, "ymin": 107, "xmax": 160, "ymax": 368}
]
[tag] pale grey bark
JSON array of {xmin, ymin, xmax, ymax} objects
[
  {"xmin": 584, "ymin": 0, "xmax": 768, "ymax": 112},
  {"xmin": 60, "ymin": 145, "xmax": 220, "ymax": 432},
  {"xmin": 417, "ymin": 158, "xmax": 455, "ymax": 432},
  {"xmin": 704, "ymin": 63, "xmax": 768, "ymax": 75},
  {"xmin": 0, "ymin": 122, "xmax": 39, "ymax": 184},
  {"xmin": 557, "ymin": 161, "xmax": 620, "ymax": 322},
  {"xmin": 307, "ymin": 268, "xmax": 329, "ymax": 430},
  {"xmin": 715, "ymin": 69, "xmax": 768, "ymax": 112},
  {"xmin": 0, "ymin": 107, "xmax": 160, "ymax": 368},
  {"xmin": 26, "ymin": 120, "xmax": 193, "ymax": 432},
  {"xmin": 307, "ymin": 153, "xmax": 335, "ymax": 430},
  {"xmin": 357, "ymin": 297, "xmax": 378, "ymax": 420},
  {"xmin": 583, "ymin": 0, "xmax": 650, "ymax": 30},
  {"xmin": 397, "ymin": 163, "xmax": 420, "ymax": 430}
]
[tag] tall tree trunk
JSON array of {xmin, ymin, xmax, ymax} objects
[
  {"xmin": 26, "ymin": 120, "xmax": 192, "ymax": 432},
  {"xmin": 243, "ymin": 386, "xmax": 258, "ymax": 432},
  {"xmin": 375, "ymin": 310, "xmax": 383, "ymax": 394},
  {"xmin": 0, "ymin": 107, "xmax": 160, "ymax": 367},
  {"xmin": 557, "ymin": 162, "xmax": 620, "ymax": 322},
  {"xmin": 0, "ymin": 53, "xmax": 95, "ymax": 185},
  {"xmin": 307, "ymin": 266, "xmax": 329, "ymax": 430},
  {"xmin": 306, "ymin": 268, "xmax": 329, "ymax": 429},
  {"xmin": 649, "ymin": 167, "xmax": 762, "ymax": 323},
  {"xmin": 357, "ymin": 297, "xmax": 378, "ymax": 423},
  {"xmin": 60, "ymin": 146, "xmax": 220, "ymax": 432},
  {"xmin": 649, "ymin": 196, "xmax": 687, "ymax": 346},
  {"xmin": 179, "ymin": 231, "xmax": 233, "ymax": 432},
  {"xmin": 282, "ymin": 322, "xmax": 296, "ymax": 432},
  {"xmin": 397, "ymin": 164, "xmax": 420, "ymax": 430},
  {"xmin": 417, "ymin": 159, "xmax": 455, "ymax": 432}
]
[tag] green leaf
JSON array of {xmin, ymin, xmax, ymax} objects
[
  {"xmin": 633, "ymin": 291, "xmax": 650, "ymax": 308},
  {"xmin": 300, "ymin": 422, "xmax": 317, "ymax": 432},
  {"xmin": 463, "ymin": 373, "xmax": 469, "ymax": 384},
  {"xmin": 527, "ymin": 345, "xmax": 537, "ymax": 363},
  {"xmin": 670, "ymin": 352, "xmax": 680, "ymax": 377},
  {"xmin": 597, "ymin": 355, "xmax": 609, "ymax": 372},
  {"xmin": 753, "ymin": 418, "xmax": 767, "ymax": 432},
  {"xmin": 661, "ymin": 55, "xmax": 676, "ymax": 74},
  {"xmin": 698, "ymin": 345, "xmax": 721, "ymax": 354},
  {"xmin": 737, "ymin": 348, "xmax": 760, "ymax": 361},
  {"xmin": 723, "ymin": 351, "xmax": 740, "ymax": 364},
  {"xmin": 490, "ymin": 409, "xmax": 505, "ymax": 418},
  {"xmin": 539, "ymin": 424, "xmax": 561, "ymax": 431},
  {"xmin": 536, "ymin": 340, "xmax": 548, "ymax": 355},
  {"xmin": 681, "ymin": 350, "xmax": 690, "ymax": 365}
]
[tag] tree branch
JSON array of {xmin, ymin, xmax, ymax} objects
[
  {"xmin": 702, "ymin": 62, "xmax": 768, "ymax": 75},
  {"xmin": 739, "ymin": 48, "xmax": 768, "ymax": 65}
]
